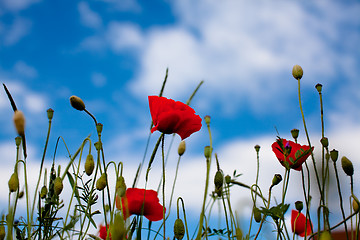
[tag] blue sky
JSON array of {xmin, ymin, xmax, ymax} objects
[{"xmin": 1, "ymin": 0, "xmax": 360, "ymax": 238}]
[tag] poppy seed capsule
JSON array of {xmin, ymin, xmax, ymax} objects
[
  {"xmin": 173, "ymin": 218, "xmax": 185, "ymax": 240},
  {"xmin": 13, "ymin": 110, "xmax": 25, "ymax": 135},
  {"xmin": 204, "ymin": 146, "xmax": 211, "ymax": 159},
  {"xmin": 315, "ymin": 83, "xmax": 323, "ymax": 93},
  {"xmin": 40, "ymin": 186, "xmax": 47, "ymax": 199},
  {"xmin": 320, "ymin": 137, "xmax": 329, "ymax": 148},
  {"xmin": 47, "ymin": 108, "xmax": 54, "ymax": 120},
  {"xmin": 225, "ymin": 175, "xmax": 231, "ymax": 185},
  {"xmin": 330, "ymin": 149, "xmax": 338, "ymax": 162},
  {"xmin": 96, "ymin": 173, "xmax": 107, "ymax": 190},
  {"xmin": 69, "ymin": 95, "xmax": 85, "ymax": 111},
  {"xmin": 54, "ymin": 177, "xmax": 63, "ymax": 195},
  {"xmin": 18, "ymin": 191, "xmax": 24, "ymax": 199},
  {"xmin": 178, "ymin": 141, "xmax": 186, "ymax": 156},
  {"xmin": 292, "ymin": 65, "xmax": 303, "ymax": 80},
  {"xmin": 291, "ymin": 129, "xmax": 299, "ymax": 140},
  {"xmin": 254, "ymin": 145, "xmax": 260, "ymax": 153},
  {"xmin": 85, "ymin": 154, "xmax": 95, "ymax": 176},
  {"xmin": 8, "ymin": 172, "xmax": 19, "ymax": 192},
  {"xmin": 341, "ymin": 156, "xmax": 354, "ymax": 176},
  {"xmin": 295, "ymin": 201, "xmax": 303, "ymax": 212},
  {"xmin": 253, "ymin": 207, "xmax": 262, "ymax": 223},
  {"xmin": 214, "ymin": 170, "xmax": 224, "ymax": 189}
]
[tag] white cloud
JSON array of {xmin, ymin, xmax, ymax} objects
[
  {"xmin": 106, "ymin": 22, "xmax": 144, "ymax": 52},
  {"xmin": 91, "ymin": 72, "xmax": 107, "ymax": 87},
  {"xmin": 78, "ymin": 1, "xmax": 102, "ymax": 29},
  {"xmin": 13, "ymin": 61, "xmax": 38, "ymax": 78},
  {"xmin": 1, "ymin": 0, "xmax": 40, "ymax": 12},
  {"xmin": 3, "ymin": 17, "xmax": 32, "ymax": 46}
]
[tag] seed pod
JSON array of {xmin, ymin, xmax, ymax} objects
[
  {"xmin": 47, "ymin": 108, "xmax": 54, "ymax": 120},
  {"xmin": 8, "ymin": 172, "xmax": 19, "ymax": 193},
  {"xmin": 40, "ymin": 186, "xmax": 48, "ymax": 199},
  {"xmin": 204, "ymin": 115, "xmax": 211, "ymax": 125},
  {"xmin": 292, "ymin": 65, "xmax": 303, "ymax": 80},
  {"xmin": 315, "ymin": 83, "xmax": 323, "ymax": 93},
  {"xmin": 173, "ymin": 218, "xmax": 185, "ymax": 240},
  {"xmin": 18, "ymin": 191, "xmax": 24, "ymax": 199},
  {"xmin": 291, "ymin": 129, "xmax": 299, "ymax": 140},
  {"xmin": 178, "ymin": 141, "xmax": 186, "ymax": 156},
  {"xmin": 85, "ymin": 154, "xmax": 95, "ymax": 176},
  {"xmin": 225, "ymin": 175, "xmax": 231, "ymax": 185},
  {"xmin": 13, "ymin": 110, "xmax": 25, "ymax": 135},
  {"xmin": 295, "ymin": 201, "xmax": 303, "ymax": 212},
  {"xmin": 330, "ymin": 149, "xmax": 338, "ymax": 162},
  {"xmin": 69, "ymin": 95, "xmax": 85, "ymax": 111},
  {"xmin": 341, "ymin": 156, "xmax": 354, "ymax": 176},
  {"xmin": 96, "ymin": 173, "xmax": 107, "ymax": 191},
  {"xmin": 318, "ymin": 231, "xmax": 333, "ymax": 240},
  {"xmin": 204, "ymin": 146, "xmax": 211, "ymax": 159},
  {"xmin": 253, "ymin": 207, "xmax": 262, "ymax": 223},
  {"xmin": 54, "ymin": 177, "xmax": 63, "ymax": 195},
  {"xmin": 254, "ymin": 145, "xmax": 260, "ymax": 153},
  {"xmin": 320, "ymin": 137, "xmax": 329, "ymax": 148}
]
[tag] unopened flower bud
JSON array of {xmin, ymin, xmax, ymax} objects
[
  {"xmin": 291, "ymin": 129, "xmax": 299, "ymax": 140},
  {"xmin": 0, "ymin": 224, "xmax": 5, "ymax": 240},
  {"xmin": 110, "ymin": 213, "xmax": 126, "ymax": 240},
  {"xmin": 253, "ymin": 207, "xmax": 262, "ymax": 223},
  {"xmin": 214, "ymin": 170, "xmax": 224, "ymax": 190},
  {"xmin": 15, "ymin": 136, "xmax": 21, "ymax": 147},
  {"xmin": 341, "ymin": 156, "xmax": 354, "ymax": 176},
  {"xmin": 13, "ymin": 110, "xmax": 25, "ymax": 135},
  {"xmin": 254, "ymin": 145, "xmax": 260, "ymax": 153},
  {"xmin": 40, "ymin": 186, "xmax": 47, "ymax": 199},
  {"xmin": 70, "ymin": 95, "xmax": 85, "ymax": 111},
  {"xmin": 292, "ymin": 65, "xmax": 303, "ymax": 80},
  {"xmin": 116, "ymin": 176, "xmax": 126, "ymax": 197},
  {"xmin": 173, "ymin": 218, "xmax": 185, "ymax": 240},
  {"xmin": 96, "ymin": 173, "xmax": 107, "ymax": 190},
  {"xmin": 330, "ymin": 149, "xmax": 338, "ymax": 162},
  {"xmin": 295, "ymin": 201, "xmax": 303, "ymax": 212},
  {"xmin": 47, "ymin": 108, "xmax": 54, "ymax": 120},
  {"xmin": 315, "ymin": 83, "xmax": 323, "ymax": 93},
  {"xmin": 320, "ymin": 137, "xmax": 329, "ymax": 148},
  {"xmin": 96, "ymin": 123, "xmax": 103, "ymax": 135},
  {"xmin": 353, "ymin": 198, "xmax": 359, "ymax": 213},
  {"xmin": 204, "ymin": 146, "xmax": 212, "ymax": 159},
  {"xmin": 18, "ymin": 191, "xmax": 24, "ymax": 199},
  {"xmin": 204, "ymin": 115, "xmax": 211, "ymax": 125},
  {"xmin": 272, "ymin": 174, "xmax": 282, "ymax": 186},
  {"xmin": 85, "ymin": 154, "xmax": 95, "ymax": 176},
  {"xmin": 54, "ymin": 177, "xmax": 63, "ymax": 195},
  {"xmin": 225, "ymin": 175, "xmax": 231, "ymax": 185},
  {"xmin": 8, "ymin": 172, "xmax": 19, "ymax": 192},
  {"xmin": 178, "ymin": 141, "xmax": 186, "ymax": 156},
  {"xmin": 318, "ymin": 231, "xmax": 332, "ymax": 240}
]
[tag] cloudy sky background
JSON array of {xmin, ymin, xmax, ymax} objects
[{"xmin": 1, "ymin": 0, "xmax": 360, "ymax": 238}]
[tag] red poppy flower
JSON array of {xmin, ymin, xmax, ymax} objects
[
  {"xmin": 99, "ymin": 224, "xmax": 111, "ymax": 240},
  {"xmin": 148, "ymin": 96, "xmax": 202, "ymax": 140},
  {"xmin": 116, "ymin": 188, "xmax": 165, "ymax": 221},
  {"xmin": 291, "ymin": 210, "xmax": 312, "ymax": 237},
  {"xmin": 272, "ymin": 138, "xmax": 313, "ymax": 171}
]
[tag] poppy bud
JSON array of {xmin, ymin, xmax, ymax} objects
[
  {"xmin": 330, "ymin": 149, "xmax": 338, "ymax": 162},
  {"xmin": 18, "ymin": 191, "xmax": 24, "ymax": 199},
  {"xmin": 225, "ymin": 175, "xmax": 231, "ymax": 185},
  {"xmin": 315, "ymin": 83, "xmax": 323, "ymax": 93},
  {"xmin": 254, "ymin": 145, "xmax": 260, "ymax": 153},
  {"xmin": 96, "ymin": 173, "xmax": 107, "ymax": 190},
  {"xmin": 295, "ymin": 201, "xmax": 303, "ymax": 212},
  {"xmin": 13, "ymin": 110, "xmax": 25, "ymax": 135},
  {"xmin": 291, "ymin": 129, "xmax": 299, "ymax": 140},
  {"xmin": 84, "ymin": 154, "xmax": 95, "ymax": 176},
  {"xmin": 178, "ymin": 141, "xmax": 186, "ymax": 156},
  {"xmin": 96, "ymin": 123, "xmax": 103, "ymax": 135},
  {"xmin": 0, "ymin": 224, "xmax": 5, "ymax": 240},
  {"xmin": 15, "ymin": 136, "xmax": 21, "ymax": 147},
  {"xmin": 204, "ymin": 115, "xmax": 211, "ymax": 125},
  {"xmin": 253, "ymin": 207, "xmax": 262, "ymax": 223},
  {"xmin": 40, "ymin": 185, "xmax": 47, "ymax": 199},
  {"xmin": 54, "ymin": 177, "xmax": 63, "ymax": 195},
  {"xmin": 341, "ymin": 156, "xmax": 354, "ymax": 176},
  {"xmin": 320, "ymin": 137, "xmax": 329, "ymax": 148},
  {"xmin": 214, "ymin": 170, "xmax": 224, "ymax": 190},
  {"xmin": 70, "ymin": 95, "xmax": 85, "ymax": 111},
  {"xmin": 116, "ymin": 176, "xmax": 126, "ymax": 197},
  {"xmin": 292, "ymin": 65, "xmax": 303, "ymax": 80},
  {"xmin": 8, "ymin": 172, "xmax": 19, "ymax": 192},
  {"xmin": 318, "ymin": 231, "xmax": 333, "ymax": 240},
  {"xmin": 204, "ymin": 146, "xmax": 212, "ymax": 159},
  {"xmin": 105, "ymin": 204, "xmax": 110, "ymax": 213},
  {"xmin": 272, "ymin": 174, "xmax": 282, "ymax": 186},
  {"xmin": 111, "ymin": 213, "xmax": 126, "ymax": 240},
  {"xmin": 47, "ymin": 108, "xmax": 54, "ymax": 120},
  {"xmin": 173, "ymin": 218, "xmax": 185, "ymax": 240},
  {"xmin": 353, "ymin": 197, "xmax": 359, "ymax": 213}
]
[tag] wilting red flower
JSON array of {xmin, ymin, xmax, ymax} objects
[
  {"xmin": 148, "ymin": 96, "xmax": 202, "ymax": 140},
  {"xmin": 291, "ymin": 210, "xmax": 312, "ymax": 237},
  {"xmin": 272, "ymin": 138, "xmax": 313, "ymax": 171},
  {"xmin": 116, "ymin": 188, "xmax": 165, "ymax": 221},
  {"xmin": 99, "ymin": 224, "xmax": 111, "ymax": 240}
]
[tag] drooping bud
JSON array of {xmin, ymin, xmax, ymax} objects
[
  {"xmin": 47, "ymin": 108, "xmax": 54, "ymax": 120},
  {"xmin": 225, "ymin": 175, "xmax": 231, "ymax": 185},
  {"xmin": 292, "ymin": 65, "xmax": 303, "ymax": 80},
  {"xmin": 54, "ymin": 177, "xmax": 63, "ymax": 195},
  {"xmin": 18, "ymin": 191, "xmax": 24, "ymax": 199},
  {"xmin": 116, "ymin": 176, "xmax": 126, "ymax": 197},
  {"xmin": 253, "ymin": 207, "xmax": 262, "ymax": 223},
  {"xmin": 204, "ymin": 115, "xmax": 211, "ymax": 125},
  {"xmin": 320, "ymin": 137, "xmax": 329, "ymax": 148},
  {"xmin": 254, "ymin": 145, "xmax": 260, "ymax": 153},
  {"xmin": 353, "ymin": 198, "xmax": 359, "ymax": 213},
  {"xmin": 214, "ymin": 170, "xmax": 224, "ymax": 190},
  {"xmin": 173, "ymin": 218, "xmax": 185, "ymax": 240},
  {"xmin": 84, "ymin": 154, "xmax": 95, "ymax": 176},
  {"xmin": 96, "ymin": 173, "xmax": 107, "ymax": 190},
  {"xmin": 204, "ymin": 146, "xmax": 212, "ymax": 159},
  {"xmin": 69, "ymin": 95, "xmax": 85, "ymax": 111},
  {"xmin": 341, "ymin": 156, "xmax": 354, "ymax": 176},
  {"xmin": 178, "ymin": 141, "xmax": 186, "ymax": 156},
  {"xmin": 315, "ymin": 83, "xmax": 323, "ymax": 94},
  {"xmin": 40, "ymin": 185, "xmax": 47, "ymax": 199},
  {"xmin": 330, "ymin": 149, "xmax": 338, "ymax": 162},
  {"xmin": 295, "ymin": 201, "xmax": 303, "ymax": 212},
  {"xmin": 291, "ymin": 129, "xmax": 299, "ymax": 140},
  {"xmin": 13, "ymin": 110, "xmax": 25, "ymax": 135},
  {"xmin": 272, "ymin": 174, "xmax": 282, "ymax": 186},
  {"xmin": 8, "ymin": 172, "xmax": 19, "ymax": 192}
]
